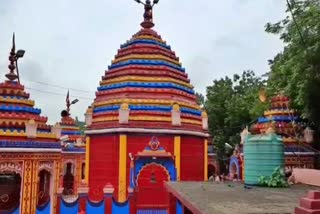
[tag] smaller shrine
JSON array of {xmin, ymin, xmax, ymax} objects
[
  {"xmin": 251, "ymin": 94, "xmax": 315, "ymax": 170},
  {"xmin": 0, "ymin": 34, "xmax": 62, "ymax": 214},
  {"xmin": 56, "ymin": 91, "xmax": 86, "ymax": 200}
]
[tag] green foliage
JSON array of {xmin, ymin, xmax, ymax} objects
[
  {"xmin": 265, "ymin": 0, "xmax": 320, "ymax": 131},
  {"xmin": 195, "ymin": 92, "xmax": 206, "ymax": 108},
  {"xmin": 258, "ymin": 167, "xmax": 288, "ymax": 188},
  {"xmin": 206, "ymin": 70, "xmax": 268, "ymax": 172},
  {"xmin": 75, "ymin": 116, "xmax": 86, "ymax": 135}
]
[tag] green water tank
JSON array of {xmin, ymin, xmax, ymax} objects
[{"xmin": 244, "ymin": 133, "xmax": 284, "ymax": 185}]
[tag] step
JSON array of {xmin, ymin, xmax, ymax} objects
[
  {"xmin": 308, "ymin": 191, "xmax": 320, "ymax": 200},
  {"xmin": 295, "ymin": 206, "xmax": 320, "ymax": 214},
  {"xmin": 300, "ymin": 197, "xmax": 320, "ymax": 210}
]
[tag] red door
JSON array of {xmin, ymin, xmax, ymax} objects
[{"xmin": 135, "ymin": 163, "xmax": 169, "ymax": 211}]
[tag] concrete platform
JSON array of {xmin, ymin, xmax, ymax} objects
[{"xmin": 165, "ymin": 182, "xmax": 320, "ymax": 214}]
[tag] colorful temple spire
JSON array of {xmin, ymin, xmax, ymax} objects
[
  {"xmin": 59, "ymin": 91, "xmax": 83, "ymax": 148},
  {"xmin": 88, "ymin": 1, "xmax": 207, "ymax": 132},
  {"xmin": 251, "ymin": 94, "xmax": 315, "ymax": 168},
  {"xmin": 0, "ymin": 34, "xmax": 60, "ymax": 150}
]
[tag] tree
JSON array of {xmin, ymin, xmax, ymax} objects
[
  {"xmin": 206, "ymin": 70, "xmax": 267, "ymax": 173},
  {"xmin": 195, "ymin": 92, "xmax": 205, "ymax": 108},
  {"xmin": 265, "ymin": 0, "xmax": 320, "ymax": 131},
  {"xmin": 75, "ymin": 116, "xmax": 86, "ymax": 135}
]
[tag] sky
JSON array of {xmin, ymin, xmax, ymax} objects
[{"xmin": 0, "ymin": 0, "xmax": 287, "ymax": 124}]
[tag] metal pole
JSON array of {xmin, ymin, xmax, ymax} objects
[{"xmin": 15, "ymin": 59, "xmax": 20, "ymax": 84}]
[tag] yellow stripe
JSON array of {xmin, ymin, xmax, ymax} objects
[
  {"xmin": 0, "ymin": 97, "xmax": 34, "ymax": 106},
  {"xmin": 174, "ymin": 136, "xmax": 181, "ymax": 181},
  {"xmin": 100, "ymin": 76, "xmax": 193, "ymax": 89},
  {"xmin": 133, "ymin": 35, "xmax": 166, "ymax": 43},
  {"xmin": 22, "ymin": 160, "xmax": 32, "ymax": 214},
  {"xmin": 85, "ymin": 136, "xmax": 90, "ymax": 184},
  {"xmin": 94, "ymin": 98, "xmax": 200, "ymax": 110},
  {"xmin": 204, "ymin": 139, "xmax": 208, "ymax": 181},
  {"xmin": 0, "ymin": 119, "xmax": 47, "ymax": 126},
  {"xmin": 92, "ymin": 116, "xmax": 202, "ymax": 125},
  {"xmin": 61, "ymin": 126, "xmax": 80, "ymax": 130},
  {"xmin": 112, "ymin": 54, "xmax": 181, "ymax": 66},
  {"xmin": 118, "ymin": 134, "xmax": 127, "ymax": 203}
]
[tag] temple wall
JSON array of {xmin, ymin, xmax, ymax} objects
[
  {"xmin": 88, "ymin": 135, "xmax": 119, "ymax": 201},
  {"xmin": 180, "ymin": 136, "xmax": 205, "ymax": 181}
]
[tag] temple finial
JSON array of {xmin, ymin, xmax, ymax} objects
[
  {"xmin": 134, "ymin": 0, "xmax": 160, "ymax": 29},
  {"xmin": 5, "ymin": 33, "xmax": 18, "ymax": 81},
  {"xmin": 66, "ymin": 90, "xmax": 70, "ymax": 113}
]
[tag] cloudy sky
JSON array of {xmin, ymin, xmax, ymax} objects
[{"xmin": 0, "ymin": 0, "xmax": 286, "ymax": 124}]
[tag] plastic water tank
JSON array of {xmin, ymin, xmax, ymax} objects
[{"xmin": 244, "ymin": 133, "xmax": 284, "ymax": 185}]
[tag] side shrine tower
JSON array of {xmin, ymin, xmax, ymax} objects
[
  {"xmin": 82, "ymin": 1, "xmax": 209, "ymax": 213},
  {"xmin": 251, "ymin": 95, "xmax": 316, "ymax": 170},
  {"xmin": 0, "ymin": 35, "xmax": 62, "ymax": 214},
  {"xmin": 56, "ymin": 92, "xmax": 86, "ymax": 201}
]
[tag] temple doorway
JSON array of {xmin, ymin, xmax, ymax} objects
[
  {"xmin": 0, "ymin": 172, "xmax": 21, "ymax": 213},
  {"xmin": 135, "ymin": 163, "xmax": 170, "ymax": 211},
  {"xmin": 63, "ymin": 162, "xmax": 75, "ymax": 195},
  {"xmin": 37, "ymin": 170, "xmax": 51, "ymax": 208}
]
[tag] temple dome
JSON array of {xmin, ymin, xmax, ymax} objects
[{"xmin": 90, "ymin": 27, "xmax": 206, "ymax": 132}]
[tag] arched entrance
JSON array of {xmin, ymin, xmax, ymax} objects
[
  {"xmin": 0, "ymin": 172, "xmax": 21, "ymax": 213},
  {"xmin": 37, "ymin": 170, "xmax": 51, "ymax": 208},
  {"xmin": 63, "ymin": 162, "xmax": 75, "ymax": 195},
  {"xmin": 135, "ymin": 163, "xmax": 170, "ymax": 210}
]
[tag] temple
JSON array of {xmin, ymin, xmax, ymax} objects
[
  {"xmin": 251, "ymin": 94, "xmax": 315, "ymax": 169},
  {"xmin": 81, "ymin": 0, "xmax": 209, "ymax": 212},
  {"xmin": 1, "ymin": 2, "xmax": 319, "ymax": 214},
  {"xmin": 0, "ymin": 34, "xmax": 62, "ymax": 214},
  {"xmin": 58, "ymin": 92, "xmax": 86, "ymax": 199}
]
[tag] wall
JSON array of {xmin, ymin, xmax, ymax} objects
[
  {"xmin": 180, "ymin": 136, "xmax": 204, "ymax": 181},
  {"xmin": 176, "ymin": 200, "xmax": 183, "ymax": 214},
  {"xmin": 86, "ymin": 200, "xmax": 105, "ymax": 214},
  {"xmin": 89, "ymin": 134, "xmax": 119, "ymax": 201},
  {"xmin": 60, "ymin": 198, "xmax": 79, "ymax": 214},
  {"xmin": 111, "ymin": 199, "xmax": 129, "ymax": 214},
  {"xmin": 36, "ymin": 201, "xmax": 51, "ymax": 214}
]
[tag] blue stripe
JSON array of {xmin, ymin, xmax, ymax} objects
[
  {"xmin": 0, "ymin": 105, "xmax": 41, "ymax": 114},
  {"xmin": 258, "ymin": 116, "xmax": 298, "ymax": 123},
  {"xmin": 121, "ymin": 39, "xmax": 171, "ymax": 50},
  {"xmin": 181, "ymin": 107, "xmax": 202, "ymax": 116},
  {"xmin": 93, "ymin": 105, "xmax": 120, "ymax": 113},
  {"xmin": 1, "ymin": 95, "xmax": 28, "ymax": 100},
  {"xmin": 0, "ymin": 141, "xmax": 60, "ymax": 148},
  {"xmin": 61, "ymin": 131, "xmax": 82, "ymax": 135},
  {"xmin": 62, "ymin": 147, "xmax": 85, "ymax": 152},
  {"xmin": 108, "ymin": 59, "xmax": 185, "ymax": 72},
  {"xmin": 98, "ymin": 82, "xmax": 193, "ymax": 94},
  {"xmin": 93, "ymin": 105, "xmax": 201, "ymax": 116},
  {"xmin": 137, "ymin": 210, "xmax": 168, "ymax": 214}
]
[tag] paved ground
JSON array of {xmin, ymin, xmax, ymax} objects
[{"xmin": 167, "ymin": 182, "xmax": 320, "ymax": 214}]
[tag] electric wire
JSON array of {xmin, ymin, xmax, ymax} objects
[
  {"xmin": 286, "ymin": 0, "xmax": 307, "ymax": 46},
  {"xmin": 25, "ymin": 80, "xmax": 95, "ymax": 93},
  {"xmin": 25, "ymin": 87, "xmax": 94, "ymax": 101}
]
